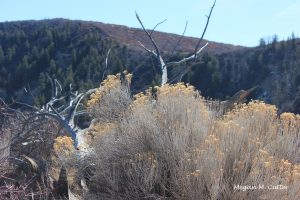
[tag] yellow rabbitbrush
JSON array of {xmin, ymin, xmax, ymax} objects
[{"xmin": 79, "ymin": 74, "xmax": 300, "ymax": 199}]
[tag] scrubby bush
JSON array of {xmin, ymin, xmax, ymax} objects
[
  {"xmin": 80, "ymin": 76, "xmax": 300, "ymax": 200},
  {"xmin": 0, "ymin": 101, "xmax": 64, "ymax": 199},
  {"xmin": 87, "ymin": 73, "xmax": 132, "ymax": 124},
  {"xmin": 2, "ymin": 73, "xmax": 299, "ymax": 199}
]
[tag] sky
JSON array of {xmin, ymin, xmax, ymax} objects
[{"xmin": 0, "ymin": 0, "xmax": 299, "ymax": 47}]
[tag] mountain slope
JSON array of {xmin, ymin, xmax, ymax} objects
[
  {"xmin": 86, "ymin": 20, "xmax": 245, "ymax": 54},
  {"xmin": 185, "ymin": 37, "xmax": 300, "ymax": 113},
  {"xmin": 0, "ymin": 19, "xmax": 300, "ymax": 113},
  {"xmin": 0, "ymin": 18, "xmax": 244, "ymax": 104},
  {"xmin": 0, "ymin": 19, "xmax": 133, "ymax": 103}
]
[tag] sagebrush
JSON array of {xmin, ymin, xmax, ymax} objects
[{"xmin": 80, "ymin": 76, "xmax": 300, "ymax": 200}]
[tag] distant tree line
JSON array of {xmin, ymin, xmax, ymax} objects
[
  {"xmin": 1, "ymin": 20, "xmax": 300, "ymax": 112},
  {"xmin": 0, "ymin": 19, "xmax": 156, "ymax": 106},
  {"xmin": 184, "ymin": 33, "xmax": 300, "ymax": 104}
]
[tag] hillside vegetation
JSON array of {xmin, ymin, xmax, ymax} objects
[
  {"xmin": 186, "ymin": 36, "xmax": 300, "ymax": 113},
  {"xmin": 0, "ymin": 19, "xmax": 155, "ymax": 105},
  {"xmin": 1, "ymin": 19, "xmax": 300, "ymax": 113}
]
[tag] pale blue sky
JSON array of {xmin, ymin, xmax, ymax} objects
[{"xmin": 0, "ymin": 0, "xmax": 299, "ymax": 47}]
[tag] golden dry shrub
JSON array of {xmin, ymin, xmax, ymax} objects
[
  {"xmin": 201, "ymin": 102, "xmax": 300, "ymax": 199},
  {"xmin": 86, "ymin": 75, "xmax": 120, "ymax": 108},
  {"xmin": 87, "ymin": 71, "xmax": 132, "ymax": 108},
  {"xmin": 50, "ymin": 136, "xmax": 77, "ymax": 190},
  {"xmin": 82, "ymin": 80, "xmax": 300, "ymax": 200},
  {"xmin": 53, "ymin": 136, "xmax": 75, "ymax": 157},
  {"xmin": 86, "ymin": 122, "xmax": 117, "ymax": 140},
  {"xmin": 84, "ymin": 83, "xmax": 216, "ymax": 199},
  {"xmin": 280, "ymin": 112, "xmax": 300, "ymax": 135},
  {"xmin": 87, "ymin": 72, "xmax": 132, "ymax": 124}
]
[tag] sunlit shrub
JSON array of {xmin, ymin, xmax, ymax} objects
[
  {"xmin": 80, "ymin": 76, "xmax": 300, "ymax": 200},
  {"xmin": 87, "ymin": 72, "xmax": 132, "ymax": 124},
  {"xmin": 53, "ymin": 136, "xmax": 75, "ymax": 157}
]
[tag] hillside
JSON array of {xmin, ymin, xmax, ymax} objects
[
  {"xmin": 0, "ymin": 19, "xmax": 151, "ymax": 104},
  {"xmin": 0, "ymin": 18, "xmax": 244, "ymax": 104},
  {"xmin": 186, "ymin": 37, "xmax": 300, "ymax": 113},
  {"xmin": 86, "ymin": 20, "xmax": 244, "ymax": 54},
  {"xmin": 0, "ymin": 19, "xmax": 300, "ymax": 113}
]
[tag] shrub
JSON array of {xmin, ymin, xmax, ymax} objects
[
  {"xmin": 81, "ymin": 79, "xmax": 300, "ymax": 200},
  {"xmin": 87, "ymin": 73, "xmax": 132, "ymax": 124}
]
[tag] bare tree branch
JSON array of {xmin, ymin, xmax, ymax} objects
[
  {"xmin": 25, "ymin": 83, "xmax": 39, "ymax": 107},
  {"xmin": 38, "ymin": 86, "xmax": 98, "ymax": 148},
  {"xmin": 135, "ymin": 12, "xmax": 163, "ymax": 59},
  {"xmin": 136, "ymin": 0, "xmax": 216, "ymax": 85},
  {"xmin": 8, "ymin": 74, "xmax": 100, "ymax": 150},
  {"xmin": 168, "ymin": 42, "xmax": 208, "ymax": 66},
  {"xmin": 102, "ymin": 48, "xmax": 111, "ymax": 82},
  {"xmin": 12, "ymin": 100, "xmax": 40, "ymax": 111},
  {"xmin": 136, "ymin": 12, "xmax": 168, "ymax": 84},
  {"xmin": 46, "ymin": 74, "xmax": 62, "ymax": 98},
  {"xmin": 0, "ymin": 97, "xmax": 26, "ymax": 119},
  {"xmin": 135, "ymin": 12, "xmax": 168, "ymax": 85},
  {"xmin": 150, "ymin": 19, "xmax": 167, "ymax": 36},
  {"xmin": 169, "ymin": 21, "xmax": 188, "ymax": 57},
  {"xmin": 138, "ymin": 41, "xmax": 157, "ymax": 56},
  {"xmin": 193, "ymin": 0, "xmax": 216, "ymax": 61}
]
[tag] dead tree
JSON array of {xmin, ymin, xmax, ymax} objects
[
  {"xmin": 22, "ymin": 75, "xmax": 98, "ymax": 151},
  {"xmin": 0, "ymin": 76, "xmax": 100, "ymax": 199},
  {"xmin": 11, "ymin": 48, "xmax": 112, "ymax": 154},
  {"xmin": 136, "ymin": 0, "xmax": 216, "ymax": 85}
]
